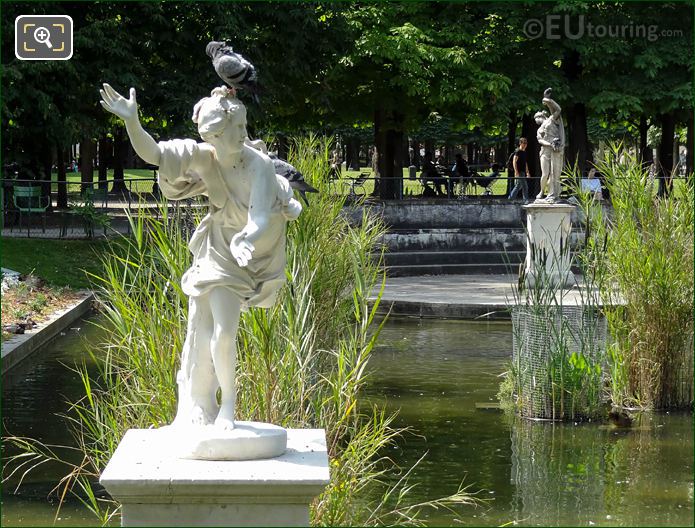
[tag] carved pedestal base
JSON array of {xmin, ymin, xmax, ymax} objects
[
  {"xmin": 522, "ymin": 202, "xmax": 575, "ymax": 288},
  {"xmin": 163, "ymin": 421, "xmax": 287, "ymax": 461},
  {"xmin": 100, "ymin": 428, "xmax": 329, "ymax": 527}
]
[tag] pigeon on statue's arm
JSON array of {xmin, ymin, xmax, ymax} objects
[
  {"xmin": 206, "ymin": 41, "xmax": 260, "ymax": 104},
  {"xmin": 269, "ymin": 154, "xmax": 318, "ymax": 206}
]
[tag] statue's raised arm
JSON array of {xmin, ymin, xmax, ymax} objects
[{"xmin": 99, "ymin": 83, "xmax": 160, "ymax": 166}]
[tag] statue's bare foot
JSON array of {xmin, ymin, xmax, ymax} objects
[{"xmin": 214, "ymin": 404, "xmax": 236, "ymax": 430}]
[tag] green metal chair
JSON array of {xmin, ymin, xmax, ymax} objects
[{"xmin": 12, "ymin": 186, "xmax": 49, "ymax": 234}]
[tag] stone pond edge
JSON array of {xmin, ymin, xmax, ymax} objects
[{"xmin": 1, "ymin": 291, "xmax": 95, "ymax": 375}]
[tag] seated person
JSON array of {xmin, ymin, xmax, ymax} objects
[
  {"xmin": 452, "ymin": 153, "xmax": 471, "ymax": 196},
  {"xmin": 473, "ymin": 163, "xmax": 501, "ymax": 195},
  {"xmin": 581, "ymin": 168, "xmax": 604, "ymax": 200},
  {"xmin": 420, "ymin": 151, "xmax": 446, "ymax": 196}
]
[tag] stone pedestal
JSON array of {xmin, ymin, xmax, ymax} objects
[
  {"xmin": 100, "ymin": 428, "xmax": 330, "ymax": 527},
  {"xmin": 522, "ymin": 202, "xmax": 575, "ymax": 288}
]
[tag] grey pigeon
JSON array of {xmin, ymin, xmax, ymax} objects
[
  {"xmin": 206, "ymin": 41, "xmax": 260, "ymax": 103},
  {"xmin": 269, "ymin": 154, "xmax": 318, "ymax": 206}
]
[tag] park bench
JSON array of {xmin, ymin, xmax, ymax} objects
[
  {"xmin": 343, "ymin": 172, "xmax": 370, "ymax": 198},
  {"xmin": 12, "ymin": 186, "xmax": 49, "ymax": 233}
]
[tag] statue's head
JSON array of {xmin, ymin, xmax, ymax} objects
[
  {"xmin": 193, "ymin": 86, "xmax": 247, "ymax": 152},
  {"xmin": 534, "ymin": 110, "xmax": 548, "ymax": 126}
]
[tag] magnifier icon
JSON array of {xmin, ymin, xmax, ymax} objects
[{"xmin": 34, "ymin": 26, "xmax": 53, "ymax": 49}]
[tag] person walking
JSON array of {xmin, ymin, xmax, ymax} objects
[{"xmin": 508, "ymin": 137, "xmax": 530, "ymax": 202}]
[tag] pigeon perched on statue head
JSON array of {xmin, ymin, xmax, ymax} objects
[{"xmin": 206, "ymin": 41, "xmax": 260, "ymax": 104}]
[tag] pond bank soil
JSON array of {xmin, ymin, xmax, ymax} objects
[{"xmin": 1, "ymin": 279, "xmax": 94, "ymax": 374}]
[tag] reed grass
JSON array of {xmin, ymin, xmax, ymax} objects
[
  {"xmin": 574, "ymin": 145, "xmax": 694, "ymax": 409},
  {"xmin": 4, "ymin": 134, "xmax": 478, "ymax": 525}
]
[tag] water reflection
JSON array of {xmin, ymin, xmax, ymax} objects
[
  {"xmin": 2, "ymin": 318, "xmax": 107, "ymax": 527},
  {"xmin": 510, "ymin": 413, "xmax": 693, "ymax": 526},
  {"xmin": 369, "ymin": 317, "xmax": 694, "ymax": 526}
]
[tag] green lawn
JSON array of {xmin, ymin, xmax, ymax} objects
[
  {"xmin": 51, "ymin": 168, "xmax": 157, "ymax": 194},
  {"xmin": 337, "ymin": 168, "xmax": 510, "ymax": 197},
  {"xmin": 1, "ymin": 237, "xmax": 111, "ymax": 289}
]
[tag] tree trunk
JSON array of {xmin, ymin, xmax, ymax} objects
[
  {"xmin": 56, "ymin": 148, "xmax": 68, "ymax": 208},
  {"xmin": 410, "ymin": 139, "xmax": 421, "ymax": 169},
  {"xmin": 521, "ymin": 113, "xmax": 541, "ymax": 198},
  {"xmin": 112, "ymin": 127, "xmax": 129, "ymax": 193},
  {"xmin": 658, "ymin": 112, "xmax": 675, "ymax": 197},
  {"xmin": 346, "ymin": 137, "xmax": 360, "ymax": 170},
  {"xmin": 80, "ymin": 136, "xmax": 95, "ymax": 193},
  {"xmin": 687, "ymin": 112, "xmax": 694, "ymax": 179},
  {"xmin": 639, "ymin": 114, "xmax": 653, "ymax": 166},
  {"xmin": 506, "ymin": 111, "xmax": 518, "ymax": 195},
  {"xmin": 277, "ymin": 134, "xmax": 289, "ymax": 160},
  {"xmin": 41, "ymin": 142, "xmax": 53, "ymax": 211},
  {"xmin": 98, "ymin": 135, "xmax": 111, "ymax": 190},
  {"xmin": 566, "ymin": 102, "xmax": 589, "ymax": 176},
  {"xmin": 424, "ymin": 139, "xmax": 434, "ymax": 158},
  {"xmin": 374, "ymin": 107, "xmax": 404, "ymax": 200}
]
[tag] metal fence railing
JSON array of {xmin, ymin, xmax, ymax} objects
[
  {"xmin": 2, "ymin": 170, "xmax": 689, "ymax": 239},
  {"xmin": 2, "ymin": 177, "xmax": 159, "ymax": 239}
]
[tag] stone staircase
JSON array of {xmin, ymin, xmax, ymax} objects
[
  {"xmin": 346, "ymin": 199, "xmax": 583, "ymax": 277},
  {"xmin": 380, "ymin": 227, "xmax": 526, "ymax": 276}
]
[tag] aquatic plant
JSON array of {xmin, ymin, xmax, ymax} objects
[
  {"xmin": 503, "ymin": 201, "xmax": 607, "ymax": 421},
  {"xmin": 4, "ymin": 135, "xmax": 477, "ymax": 525},
  {"xmin": 574, "ymin": 145, "xmax": 694, "ymax": 409}
]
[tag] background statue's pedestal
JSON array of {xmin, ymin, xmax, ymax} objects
[
  {"xmin": 100, "ymin": 428, "xmax": 329, "ymax": 527},
  {"xmin": 522, "ymin": 202, "xmax": 575, "ymax": 288}
]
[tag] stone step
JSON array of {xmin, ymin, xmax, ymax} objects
[
  {"xmin": 380, "ymin": 228, "xmax": 528, "ymax": 252},
  {"xmin": 383, "ymin": 260, "xmax": 582, "ymax": 277},
  {"xmin": 381, "ymin": 250, "xmax": 526, "ymax": 266},
  {"xmin": 346, "ymin": 200, "xmax": 586, "ymax": 230},
  {"xmin": 384, "ymin": 262, "xmax": 523, "ymax": 276},
  {"xmin": 380, "ymin": 228, "xmax": 583, "ymax": 252}
]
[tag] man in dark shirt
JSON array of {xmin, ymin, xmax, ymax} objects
[{"xmin": 508, "ymin": 137, "xmax": 530, "ymax": 201}]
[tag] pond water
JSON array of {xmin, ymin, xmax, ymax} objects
[
  {"xmin": 2, "ymin": 318, "xmax": 109, "ymax": 527},
  {"xmin": 368, "ymin": 318, "xmax": 694, "ymax": 526},
  {"xmin": 2, "ymin": 317, "xmax": 693, "ymax": 526}
]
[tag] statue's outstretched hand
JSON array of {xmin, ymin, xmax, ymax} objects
[
  {"xmin": 230, "ymin": 233, "xmax": 255, "ymax": 268},
  {"xmin": 100, "ymin": 83, "xmax": 138, "ymax": 123}
]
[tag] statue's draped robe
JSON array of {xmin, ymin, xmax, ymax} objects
[{"xmin": 157, "ymin": 139, "xmax": 292, "ymax": 308}]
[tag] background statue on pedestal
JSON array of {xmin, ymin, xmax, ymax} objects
[
  {"xmin": 534, "ymin": 88, "xmax": 565, "ymax": 203},
  {"xmin": 99, "ymin": 83, "xmax": 302, "ymax": 437}
]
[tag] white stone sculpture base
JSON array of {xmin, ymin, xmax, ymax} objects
[
  {"xmin": 522, "ymin": 202, "xmax": 575, "ymax": 289},
  {"xmin": 100, "ymin": 428, "xmax": 329, "ymax": 527},
  {"xmin": 162, "ymin": 421, "xmax": 287, "ymax": 460}
]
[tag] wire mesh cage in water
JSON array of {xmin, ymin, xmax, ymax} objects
[{"xmin": 511, "ymin": 305, "xmax": 607, "ymax": 421}]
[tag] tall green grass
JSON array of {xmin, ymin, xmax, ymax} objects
[
  {"xmin": 505, "ymin": 245, "xmax": 606, "ymax": 422},
  {"xmin": 4, "ymin": 135, "xmax": 476, "ymax": 525},
  {"xmin": 575, "ymin": 146, "xmax": 693, "ymax": 409}
]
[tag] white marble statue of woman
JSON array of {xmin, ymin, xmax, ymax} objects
[
  {"xmin": 99, "ymin": 84, "xmax": 302, "ymax": 433},
  {"xmin": 534, "ymin": 90, "xmax": 565, "ymax": 203}
]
